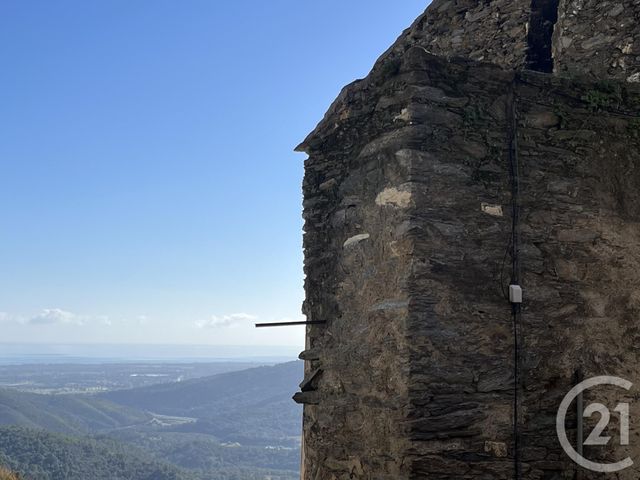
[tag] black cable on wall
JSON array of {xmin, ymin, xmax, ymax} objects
[{"xmin": 507, "ymin": 77, "xmax": 523, "ymax": 480}]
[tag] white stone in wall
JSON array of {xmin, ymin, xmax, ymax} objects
[
  {"xmin": 481, "ymin": 203, "xmax": 504, "ymax": 217},
  {"xmin": 627, "ymin": 72, "xmax": 640, "ymax": 83},
  {"xmin": 375, "ymin": 186, "xmax": 412, "ymax": 208},
  {"xmin": 343, "ymin": 234, "xmax": 370, "ymax": 248}
]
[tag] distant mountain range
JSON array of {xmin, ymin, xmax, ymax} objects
[
  {"xmin": 0, "ymin": 362, "xmax": 303, "ymax": 480},
  {"xmin": 101, "ymin": 361, "xmax": 303, "ymax": 445},
  {"xmin": 0, "ymin": 389, "xmax": 150, "ymax": 436},
  {"xmin": 0, "ymin": 344, "xmax": 301, "ymax": 365}
]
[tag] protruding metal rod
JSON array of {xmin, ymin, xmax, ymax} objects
[{"xmin": 255, "ymin": 321, "xmax": 327, "ymax": 328}]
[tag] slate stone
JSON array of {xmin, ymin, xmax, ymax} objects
[{"xmin": 296, "ymin": 2, "xmax": 640, "ymax": 479}]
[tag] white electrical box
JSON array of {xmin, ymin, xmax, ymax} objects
[{"xmin": 509, "ymin": 285, "xmax": 523, "ymax": 304}]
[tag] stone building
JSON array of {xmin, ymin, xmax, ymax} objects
[{"xmin": 294, "ymin": 1, "xmax": 640, "ymax": 479}]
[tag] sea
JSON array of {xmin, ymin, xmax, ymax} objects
[{"xmin": 0, "ymin": 343, "xmax": 301, "ymax": 365}]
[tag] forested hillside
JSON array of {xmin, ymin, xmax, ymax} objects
[
  {"xmin": 0, "ymin": 389, "xmax": 149, "ymax": 436},
  {"xmin": 0, "ymin": 362, "xmax": 302, "ymax": 480},
  {"xmin": 105, "ymin": 430, "xmax": 300, "ymax": 476},
  {"xmin": 102, "ymin": 361, "xmax": 303, "ymax": 445},
  {"xmin": 0, "ymin": 426, "xmax": 192, "ymax": 480},
  {"xmin": 102, "ymin": 361, "xmax": 302, "ymax": 414}
]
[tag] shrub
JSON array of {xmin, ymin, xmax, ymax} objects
[{"xmin": 0, "ymin": 466, "xmax": 21, "ymax": 480}]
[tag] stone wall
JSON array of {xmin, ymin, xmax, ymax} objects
[
  {"xmin": 297, "ymin": 50, "xmax": 416, "ymax": 478},
  {"xmin": 514, "ymin": 67, "xmax": 640, "ymax": 479},
  {"xmin": 400, "ymin": 51, "xmax": 517, "ymax": 480},
  {"xmin": 374, "ymin": 0, "xmax": 531, "ymax": 69},
  {"xmin": 367, "ymin": 0, "xmax": 640, "ymax": 81},
  {"xmin": 297, "ymin": 44, "xmax": 640, "ymax": 479},
  {"xmin": 554, "ymin": 0, "xmax": 640, "ymax": 82}
]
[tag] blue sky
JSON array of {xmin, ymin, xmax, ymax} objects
[{"xmin": 0, "ymin": 1, "xmax": 427, "ymax": 347}]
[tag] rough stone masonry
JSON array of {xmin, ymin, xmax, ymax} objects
[{"xmin": 294, "ymin": 1, "xmax": 640, "ymax": 479}]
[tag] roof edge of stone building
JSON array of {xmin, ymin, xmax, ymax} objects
[
  {"xmin": 296, "ymin": 0, "xmax": 530, "ymax": 153},
  {"xmin": 296, "ymin": 0, "xmax": 640, "ymax": 154},
  {"xmin": 295, "ymin": 4, "xmax": 435, "ymax": 155},
  {"xmin": 296, "ymin": 48, "xmax": 516, "ymax": 155}
]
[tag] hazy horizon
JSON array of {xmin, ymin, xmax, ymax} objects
[{"xmin": 0, "ymin": 342, "xmax": 301, "ymax": 365}]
